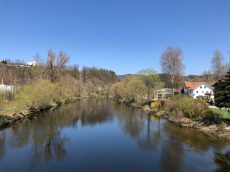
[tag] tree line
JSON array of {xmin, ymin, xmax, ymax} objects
[
  {"xmin": 110, "ymin": 46, "xmax": 230, "ymax": 106},
  {"xmin": 0, "ymin": 49, "xmax": 118, "ymax": 106},
  {"xmin": 1, "ymin": 47, "xmax": 230, "ymax": 108}
]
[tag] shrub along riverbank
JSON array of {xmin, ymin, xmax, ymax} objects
[
  {"xmin": 111, "ymin": 93, "xmax": 230, "ymax": 140},
  {"xmin": 0, "ymin": 50, "xmax": 118, "ymax": 129},
  {"xmin": 149, "ymin": 95, "xmax": 230, "ymax": 140},
  {"xmin": 0, "ymin": 79, "xmax": 106, "ymax": 129}
]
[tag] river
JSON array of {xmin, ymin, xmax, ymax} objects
[{"xmin": 0, "ymin": 99, "xmax": 229, "ymax": 172}]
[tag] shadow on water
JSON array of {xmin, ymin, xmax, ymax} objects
[
  {"xmin": 215, "ymin": 151, "xmax": 230, "ymax": 171},
  {"xmin": 0, "ymin": 99, "xmax": 229, "ymax": 171},
  {"xmin": 0, "ymin": 99, "xmax": 114, "ymax": 168}
]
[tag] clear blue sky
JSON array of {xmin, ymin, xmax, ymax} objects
[{"xmin": 0, "ymin": 0, "xmax": 230, "ymax": 75}]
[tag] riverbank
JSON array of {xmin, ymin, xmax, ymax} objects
[
  {"xmin": 155, "ymin": 110, "xmax": 230, "ymax": 141},
  {"xmin": 113, "ymin": 97, "xmax": 230, "ymax": 141},
  {"xmin": 139, "ymin": 104, "xmax": 230, "ymax": 141},
  {"xmin": 0, "ymin": 96, "xmax": 106, "ymax": 130},
  {"xmin": 0, "ymin": 97, "xmax": 76, "ymax": 129}
]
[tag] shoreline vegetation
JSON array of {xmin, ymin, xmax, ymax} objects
[
  {"xmin": 0, "ymin": 95, "xmax": 106, "ymax": 130},
  {"xmin": 0, "ymin": 50, "xmax": 118, "ymax": 129},
  {"xmin": 112, "ymin": 95, "xmax": 230, "ymax": 141},
  {"xmin": 1, "ymin": 48, "xmax": 230, "ymax": 141},
  {"xmin": 109, "ymin": 48, "xmax": 230, "ymax": 141},
  {"xmin": 0, "ymin": 78, "xmax": 108, "ymax": 129}
]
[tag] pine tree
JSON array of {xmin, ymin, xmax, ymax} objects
[
  {"xmin": 214, "ymin": 79, "xmax": 224, "ymax": 108},
  {"xmin": 214, "ymin": 69, "xmax": 230, "ymax": 111},
  {"xmin": 223, "ymin": 70, "xmax": 230, "ymax": 110}
]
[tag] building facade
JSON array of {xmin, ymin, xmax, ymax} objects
[{"xmin": 183, "ymin": 81, "xmax": 214, "ymax": 100}]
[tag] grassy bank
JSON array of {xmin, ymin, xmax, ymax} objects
[
  {"xmin": 161, "ymin": 95, "xmax": 230, "ymax": 124},
  {"xmin": 151, "ymin": 95, "xmax": 230, "ymax": 140},
  {"xmin": 210, "ymin": 109, "xmax": 230, "ymax": 121}
]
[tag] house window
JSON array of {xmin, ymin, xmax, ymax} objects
[
  {"xmin": 202, "ymin": 91, "xmax": 204, "ymax": 93},
  {"xmin": 200, "ymin": 86, "xmax": 202, "ymax": 89},
  {"xmin": 204, "ymin": 86, "xmax": 207, "ymax": 89},
  {"xmin": 196, "ymin": 91, "xmax": 198, "ymax": 93}
]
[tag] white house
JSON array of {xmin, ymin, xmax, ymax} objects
[
  {"xmin": 0, "ymin": 79, "xmax": 16, "ymax": 93},
  {"xmin": 183, "ymin": 81, "xmax": 214, "ymax": 100}
]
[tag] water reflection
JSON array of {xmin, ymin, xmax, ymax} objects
[
  {"xmin": 30, "ymin": 130, "xmax": 67, "ymax": 168},
  {"xmin": 0, "ymin": 99, "xmax": 229, "ymax": 171},
  {"xmin": 137, "ymin": 114, "xmax": 161, "ymax": 151},
  {"xmin": 215, "ymin": 151, "xmax": 230, "ymax": 171},
  {"xmin": 116, "ymin": 104, "xmax": 145, "ymax": 137},
  {"xmin": 163, "ymin": 122, "xmax": 226, "ymax": 153},
  {"xmin": 160, "ymin": 136, "xmax": 183, "ymax": 172},
  {"xmin": 0, "ymin": 132, "xmax": 6, "ymax": 159}
]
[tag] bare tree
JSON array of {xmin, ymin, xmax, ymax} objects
[
  {"xmin": 57, "ymin": 51, "xmax": 69, "ymax": 69},
  {"xmin": 224, "ymin": 56, "xmax": 230, "ymax": 74},
  {"xmin": 46, "ymin": 49, "xmax": 56, "ymax": 82},
  {"xmin": 211, "ymin": 49, "xmax": 224, "ymax": 80},
  {"xmin": 160, "ymin": 47, "xmax": 184, "ymax": 95},
  {"xmin": 202, "ymin": 70, "xmax": 213, "ymax": 82}
]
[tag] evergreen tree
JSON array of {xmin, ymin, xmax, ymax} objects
[
  {"xmin": 223, "ymin": 70, "xmax": 230, "ymax": 109},
  {"xmin": 214, "ymin": 69, "xmax": 230, "ymax": 111}
]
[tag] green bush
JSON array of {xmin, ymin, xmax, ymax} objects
[
  {"xmin": 184, "ymin": 109, "xmax": 195, "ymax": 119},
  {"xmin": 211, "ymin": 109, "xmax": 230, "ymax": 120},
  {"xmin": 15, "ymin": 79, "xmax": 68, "ymax": 108},
  {"xmin": 201, "ymin": 109, "xmax": 220, "ymax": 124},
  {"xmin": 110, "ymin": 76, "xmax": 147, "ymax": 105},
  {"xmin": 165, "ymin": 95, "xmax": 208, "ymax": 119}
]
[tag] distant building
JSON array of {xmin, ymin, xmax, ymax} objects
[
  {"xmin": 0, "ymin": 79, "xmax": 16, "ymax": 93},
  {"xmin": 27, "ymin": 61, "xmax": 38, "ymax": 66},
  {"xmin": 1, "ymin": 59, "xmax": 38, "ymax": 67},
  {"xmin": 183, "ymin": 81, "xmax": 214, "ymax": 100},
  {"xmin": 155, "ymin": 88, "xmax": 176, "ymax": 100}
]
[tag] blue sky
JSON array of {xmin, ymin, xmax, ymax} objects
[{"xmin": 0, "ymin": 0, "xmax": 230, "ymax": 75}]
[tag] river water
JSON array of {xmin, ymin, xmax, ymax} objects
[{"xmin": 0, "ymin": 99, "xmax": 229, "ymax": 172}]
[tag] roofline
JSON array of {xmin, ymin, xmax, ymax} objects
[{"xmin": 184, "ymin": 82, "xmax": 213, "ymax": 90}]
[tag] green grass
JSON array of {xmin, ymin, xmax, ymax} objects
[{"xmin": 211, "ymin": 109, "xmax": 230, "ymax": 120}]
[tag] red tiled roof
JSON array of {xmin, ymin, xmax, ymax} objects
[{"xmin": 184, "ymin": 81, "xmax": 205, "ymax": 90}]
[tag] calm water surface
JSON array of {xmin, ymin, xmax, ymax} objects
[{"xmin": 0, "ymin": 99, "xmax": 229, "ymax": 172}]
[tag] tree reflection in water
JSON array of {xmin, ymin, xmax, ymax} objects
[
  {"xmin": 163, "ymin": 122, "xmax": 227, "ymax": 153},
  {"xmin": 31, "ymin": 130, "xmax": 67, "ymax": 168},
  {"xmin": 0, "ymin": 132, "xmax": 6, "ymax": 159},
  {"xmin": 160, "ymin": 136, "xmax": 183, "ymax": 172},
  {"xmin": 162, "ymin": 121, "xmax": 229, "ymax": 171},
  {"xmin": 215, "ymin": 151, "xmax": 230, "ymax": 171},
  {"xmin": 116, "ymin": 105, "xmax": 145, "ymax": 137},
  {"xmin": 137, "ymin": 114, "xmax": 161, "ymax": 151},
  {"xmin": 116, "ymin": 105, "xmax": 230, "ymax": 171},
  {"xmin": 0, "ymin": 99, "xmax": 229, "ymax": 171},
  {"xmin": 2, "ymin": 99, "xmax": 113, "ymax": 168}
]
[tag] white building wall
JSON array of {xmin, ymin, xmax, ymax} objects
[
  {"xmin": 192, "ymin": 84, "xmax": 213, "ymax": 99},
  {"xmin": 0, "ymin": 84, "xmax": 16, "ymax": 93},
  {"xmin": 184, "ymin": 83, "xmax": 214, "ymax": 99}
]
